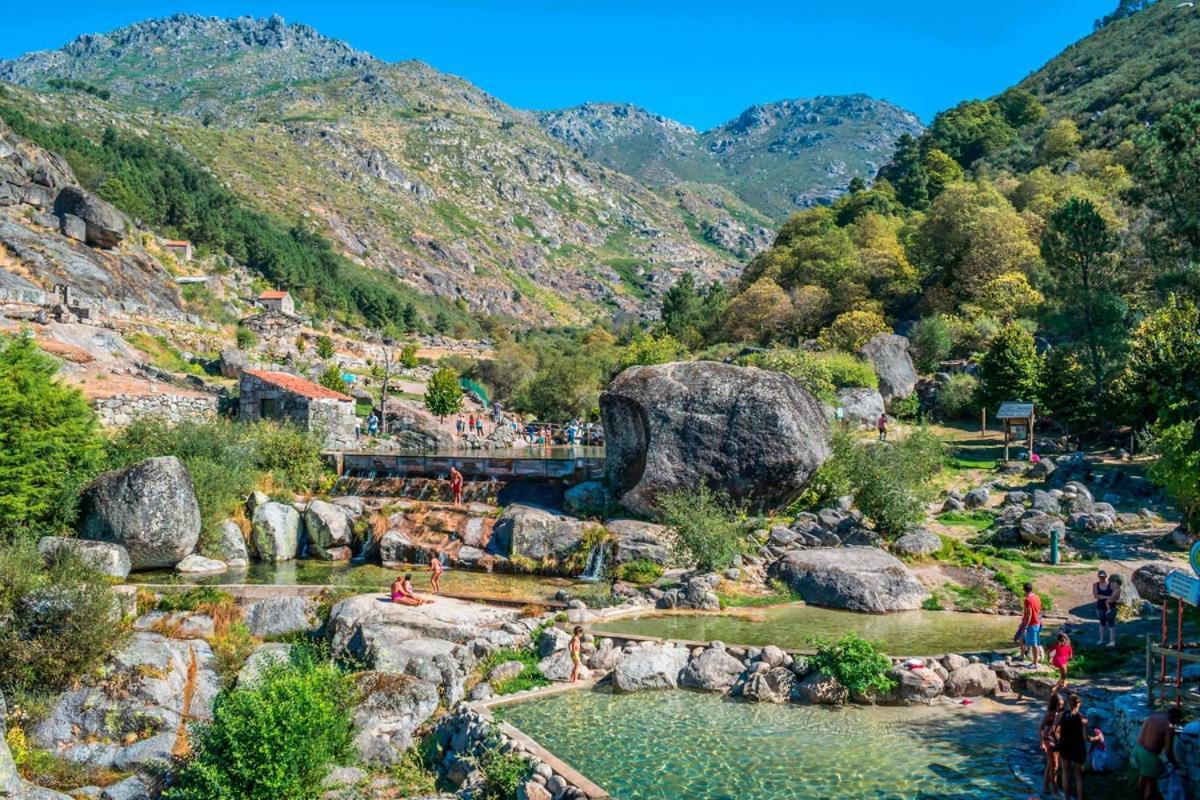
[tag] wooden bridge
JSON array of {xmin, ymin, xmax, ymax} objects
[{"xmin": 329, "ymin": 446, "xmax": 605, "ymax": 483}]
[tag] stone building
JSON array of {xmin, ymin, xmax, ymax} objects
[
  {"xmin": 163, "ymin": 239, "xmax": 193, "ymax": 262},
  {"xmin": 256, "ymin": 289, "xmax": 295, "ymax": 315},
  {"xmin": 238, "ymin": 369, "xmax": 356, "ymax": 450}
]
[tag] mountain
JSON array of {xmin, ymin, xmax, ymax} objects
[
  {"xmin": 538, "ymin": 95, "xmax": 925, "ymax": 222},
  {"xmin": 0, "ymin": 14, "xmax": 773, "ymax": 326}
]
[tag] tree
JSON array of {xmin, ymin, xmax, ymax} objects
[
  {"xmin": 617, "ymin": 333, "xmax": 686, "ymax": 372},
  {"xmin": 317, "ymin": 365, "xmax": 347, "ymax": 395},
  {"xmin": 995, "ymin": 87, "xmax": 1045, "ymax": 128},
  {"xmin": 977, "ymin": 272, "xmax": 1044, "ymax": 322},
  {"xmin": 1118, "ymin": 296, "xmax": 1200, "ymax": 425},
  {"xmin": 927, "ymin": 100, "xmax": 1016, "ymax": 167},
  {"xmin": 1040, "ymin": 348, "xmax": 1093, "ymax": 434},
  {"xmin": 1040, "ymin": 197, "xmax": 1124, "ymax": 397},
  {"xmin": 661, "ymin": 272, "xmax": 703, "ymax": 339},
  {"xmin": 922, "ymin": 148, "xmax": 964, "ymax": 201},
  {"xmin": 977, "ymin": 323, "xmax": 1042, "ymax": 410},
  {"xmin": 1148, "ymin": 420, "xmax": 1200, "ymax": 529},
  {"xmin": 315, "ymin": 335, "xmax": 335, "ymax": 360},
  {"xmin": 878, "ymin": 134, "xmax": 929, "ymax": 209},
  {"xmin": 816, "ymin": 309, "xmax": 891, "ymax": 353},
  {"xmin": 399, "ymin": 343, "xmax": 419, "ymax": 370},
  {"xmin": 514, "ymin": 355, "xmax": 600, "ymax": 422},
  {"xmin": 1134, "ymin": 101, "xmax": 1200, "ymax": 261},
  {"xmin": 370, "ymin": 345, "xmax": 400, "ymax": 435},
  {"xmin": 423, "ymin": 367, "xmax": 463, "ymax": 421},
  {"xmin": 909, "ymin": 315, "xmax": 956, "ymax": 373},
  {"xmin": 0, "ymin": 334, "xmax": 102, "ymax": 535},
  {"xmin": 1038, "ymin": 119, "xmax": 1082, "ymax": 162},
  {"xmin": 723, "ymin": 278, "xmax": 793, "ymax": 344}
]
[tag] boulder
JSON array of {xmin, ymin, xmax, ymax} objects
[
  {"xmin": 606, "ymin": 519, "xmax": 672, "ymax": 565},
  {"xmin": 537, "ymin": 651, "xmax": 589, "ymax": 682},
  {"xmin": 794, "ymin": 671, "xmax": 848, "ymax": 705},
  {"xmin": 1132, "ymin": 562, "xmax": 1176, "ymax": 605},
  {"xmin": 218, "ymin": 348, "xmax": 248, "ymax": 379},
  {"xmin": 944, "ymin": 664, "xmax": 998, "ymax": 697},
  {"xmin": 835, "ymin": 387, "xmax": 886, "ymax": 426},
  {"xmin": 888, "ymin": 666, "xmax": 945, "ymax": 705},
  {"xmin": 175, "ymin": 554, "xmax": 227, "ymax": 574},
  {"xmin": 381, "ymin": 398, "xmax": 456, "ymax": 451},
  {"xmin": 600, "ymin": 361, "xmax": 830, "ymax": 516},
  {"xmin": 244, "ymin": 596, "xmax": 313, "ymax": 638},
  {"xmin": 680, "ymin": 646, "xmax": 745, "ymax": 692},
  {"xmin": 963, "ymin": 488, "xmax": 990, "ymax": 509},
  {"xmin": 352, "ymin": 672, "xmax": 440, "ymax": 764},
  {"xmin": 37, "ymin": 536, "xmax": 131, "ymax": 579},
  {"xmin": 611, "ymin": 643, "xmax": 690, "ymax": 692},
  {"xmin": 52, "ymin": 186, "xmax": 125, "ymax": 249},
  {"xmin": 304, "ymin": 500, "xmax": 353, "ymax": 551},
  {"xmin": 1019, "ymin": 512, "xmax": 1066, "ymax": 546},
  {"xmin": 563, "ymin": 481, "xmax": 612, "ymax": 516},
  {"xmin": 489, "ymin": 660, "xmax": 527, "ymax": 684},
  {"xmin": 237, "ymin": 643, "xmax": 292, "ymax": 688},
  {"xmin": 741, "ymin": 666, "xmax": 795, "ymax": 703},
  {"xmin": 858, "ymin": 334, "xmax": 918, "ymax": 403},
  {"xmin": 538, "ymin": 627, "xmax": 572, "ymax": 657},
  {"xmin": 217, "ymin": 519, "xmax": 249, "ymax": 568},
  {"xmin": 892, "ymin": 528, "xmax": 941, "ymax": 558},
  {"xmin": 78, "ymin": 456, "xmax": 201, "ymax": 569},
  {"xmin": 1032, "ymin": 490, "xmax": 1061, "ymax": 515},
  {"xmin": 251, "ymin": 502, "xmax": 301, "ymax": 562},
  {"xmin": 489, "ymin": 504, "xmax": 586, "ymax": 562},
  {"xmin": 771, "ymin": 547, "xmax": 928, "ymax": 613}
]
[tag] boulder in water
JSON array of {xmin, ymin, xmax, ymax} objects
[
  {"xmin": 770, "ymin": 546, "xmax": 928, "ymax": 613},
  {"xmin": 601, "ymin": 361, "xmax": 830, "ymax": 516},
  {"xmin": 489, "ymin": 504, "xmax": 587, "ymax": 564},
  {"xmin": 251, "ymin": 502, "xmax": 300, "ymax": 562},
  {"xmin": 611, "ymin": 643, "xmax": 690, "ymax": 692},
  {"xmin": 680, "ymin": 645, "xmax": 745, "ymax": 692},
  {"xmin": 78, "ymin": 456, "xmax": 200, "ymax": 569}
]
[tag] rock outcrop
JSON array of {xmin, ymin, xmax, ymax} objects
[
  {"xmin": 352, "ymin": 672, "xmax": 440, "ymax": 764},
  {"xmin": 611, "ymin": 642, "xmax": 690, "ymax": 692},
  {"xmin": 78, "ymin": 456, "xmax": 201, "ymax": 569},
  {"xmin": 770, "ymin": 546, "xmax": 928, "ymax": 612},
  {"xmin": 52, "ymin": 186, "xmax": 126, "ymax": 249},
  {"xmin": 251, "ymin": 501, "xmax": 301, "ymax": 562},
  {"xmin": 858, "ymin": 334, "xmax": 917, "ymax": 403},
  {"xmin": 601, "ymin": 361, "xmax": 830, "ymax": 515},
  {"xmin": 489, "ymin": 504, "xmax": 587, "ymax": 565},
  {"xmin": 37, "ymin": 536, "xmax": 131, "ymax": 579}
]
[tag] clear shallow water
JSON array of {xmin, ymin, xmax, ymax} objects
[
  {"xmin": 496, "ymin": 690, "xmax": 1043, "ymax": 800},
  {"xmin": 593, "ymin": 606, "xmax": 1023, "ymax": 655},
  {"xmin": 128, "ymin": 561, "xmax": 579, "ymax": 602}
]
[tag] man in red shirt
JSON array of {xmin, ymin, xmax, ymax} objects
[{"xmin": 1020, "ymin": 582, "xmax": 1044, "ymax": 666}]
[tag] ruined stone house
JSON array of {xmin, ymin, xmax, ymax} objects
[
  {"xmin": 256, "ymin": 289, "xmax": 295, "ymax": 315},
  {"xmin": 238, "ymin": 369, "xmax": 356, "ymax": 450}
]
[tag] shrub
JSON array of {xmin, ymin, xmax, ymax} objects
[
  {"xmin": 889, "ymin": 392, "xmax": 922, "ymax": 421},
  {"xmin": 909, "ymin": 315, "xmax": 955, "ymax": 373},
  {"xmin": 0, "ymin": 333, "xmax": 103, "ymax": 536},
  {"xmin": 0, "ymin": 539, "xmax": 125, "ymax": 696},
  {"xmin": 806, "ymin": 633, "xmax": 896, "ymax": 697},
  {"xmin": 612, "ymin": 558, "xmax": 664, "ymax": 584},
  {"xmin": 816, "ymin": 309, "xmax": 891, "ymax": 353},
  {"xmin": 1148, "ymin": 420, "xmax": 1200, "ymax": 529},
  {"xmin": 478, "ymin": 647, "xmax": 549, "ymax": 696},
  {"xmin": 315, "ymin": 335, "xmax": 335, "ymax": 360},
  {"xmin": 424, "ymin": 367, "xmax": 463, "ymax": 421},
  {"xmin": 824, "ymin": 428, "xmax": 945, "ymax": 535},
  {"xmin": 235, "ymin": 326, "xmax": 256, "ymax": 350},
  {"xmin": 474, "ymin": 736, "xmax": 531, "ymax": 800},
  {"xmin": 317, "ymin": 365, "xmax": 347, "ymax": 394},
  {"xmin": 164, "ymin": 649, "xmax": 354, "ymax": 800},
  {"xmin": 656, "ymin": 486, "xmax": 745, "ymax": 572},
  {"xmin": 616, "ymin": 333, "xmax": 686, "ymax": 371},
  {"xmin": 935, "ymin": 373, "xmax": 979, "ymax": 419},
  {"xmin": 739, "ymin": 348, "xmax": 876, "ymax": 403}
]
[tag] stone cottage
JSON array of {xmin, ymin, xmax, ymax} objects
[
  {"xmin": 238, "ymin": 369, "xmax": 356, "ymax": 450},
  {"xmin": 163, "ymin": 239, "xmax": 193, "ymax": 262},
  {"xmin": 256, "ymin": 289, "xmax": 295, "ymax": 316}
]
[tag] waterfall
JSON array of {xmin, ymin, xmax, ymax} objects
[
  {"xmin": 351, "ymin": 532, "xmax": 371, "ymax": 564},
  {"xmin": 579, "ymin": 542, "xmax": 607, "ymax": 582},
  {"xmin": 297, "ymin": 526, "xmax": 310, "ymax": 559}
]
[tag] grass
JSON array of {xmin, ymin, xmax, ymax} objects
[
  {"xmin": 935, "ymin": 537, "xmax": 1055, "ymax": 610},
  {"xmin": 937, "ymin": 510, "xmax": 996, "ymax": 532},
  {"xmin": 948, "ymin": 456, "xmax": 999, "ymax": 471},
  {"xmin": 717, "ymin": 579, "xmax": 800, "ymax": 609},
  {"xmin": 946, "ymin": 581, "xmax": 999, "ymax": 612},
  {"xmin": 127, "ymin": 331, "xmax": 209, "ymax": 377},
  {"xmin": 477, "ymin": 647, "xmax": 550, "ymax": 695},
  {"xmin": 6, "ymin": 726, "xmax": 125, "ymax": 789},
  {"xmin": 612, "ymin": 558, "xmax": 663, "ymax": 584}
]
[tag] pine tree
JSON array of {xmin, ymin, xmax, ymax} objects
[
  {"xmin": 978, "ymin": 324, "xmax": 1042, "ymax": 411},
  {"xmin": 0, "ymin": 333, "xmax": 102, "ymax": 534},
  {"xmin": 423, "ymin": 367, "xmax": 463, "ymax": 421}
]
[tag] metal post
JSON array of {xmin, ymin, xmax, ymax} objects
[
  {"xmin": 1050, "ymin": 530, "xmax": 1061, "ymax": 565},
  {"xmin": 981, "ymin": 407, "xmax": 986, "ymax": 436},
  {"xmin": 1177, "ymin": 598, "xmax": 1185, "ymax": 705},
  {"xmin": 1161, "ymin": 601, "xmax": 1169, "ymax": 699},
  {"xmin": 1147, "ymin": 634, "xmax": 1156, "ymax": 707}
]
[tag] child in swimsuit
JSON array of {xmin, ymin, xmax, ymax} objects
[
  {"xmin": 569, "ymin": 626, "xmax": 584, "ymax": 683},
  {"xmin": 1048, "ymin": 632, "xmax": 1073, "ymax": 693}
]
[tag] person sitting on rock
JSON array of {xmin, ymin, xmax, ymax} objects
[{"xmin": 391, "ymin": 573, "xmax": 424, "ymax": 606}]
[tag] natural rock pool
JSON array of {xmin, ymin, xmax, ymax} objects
[
  {"xmin": 128, "ymin": 562, "xmax": 581, "ymax": 603},
  {"xmin": 495, "ymin": 689, "xmax": 1043, "ymax": 799},
  {"xmin": 593, "ymin": 605, "xmax": 1023, "ymax": 655}
]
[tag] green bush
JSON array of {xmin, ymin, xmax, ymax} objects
[
  {"xmin": 164, "ymin": 649, "xmax": 354, "ymax": 800},
  {"xmin": 656, "ymin": 486, "xmax": 745, "ymax": 572},
  {"xmin": 909, "ymin": 315, "xmax": 955, "ymax": 373},
  {"xmin": 806, "ymin": 633, "xmax": 896, "ymax": 697},
  {"xmin": 616, "ymin": 333, "xmax": 686, "ymax": 371},
  {"xmin": 889, "ymin": 392, "xmax": 922, "ymax": 421},
  {"xmin": 474, "ymin": 736, "xmax": 531, "ymax": 800},
  {"xmin": 0, "ymin": 333, "xmax": 103, "ymax": 537},
  {"xmin": 0, "ymin": 539, "xmax": 125, "ymax": 696},
  {"xmin": 612, "ymin": 558, "xmax": 664, "ymax": 584},
  {"xmin": 105, "ymin": 419, "xmax": 325, "ymax": 554},
  {"xmin": 739, "ymin": 348, "xmax": 876, "ymax": 403},
  {"xmin": 935, "ymin": 373, "xmax": 979, "ymax": 419},
  {"xmin": 235, "ymin": 326, "xmax": 257, "ymax": 351}
]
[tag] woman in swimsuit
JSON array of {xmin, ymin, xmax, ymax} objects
[
  {"xmin": 1040, "ymin": 692, "xmax": 1064, "ymax": 797},
  {"xmin": 1056, "ymin": 693, "xmax": 1088, "ymax": 800},
  {"xmin": 429, "ymin": 556, "xmax": 444, "ymax": 594},
  {"xmin": 391, "ymin": 573, "xmax": 421, "ymax": 606}
]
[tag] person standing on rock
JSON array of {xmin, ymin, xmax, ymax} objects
[
  {"xmin": 877, "ymin": 413, "xmax": 888, "ymax": 441},
  {"xmin": 1020, "ymin": 582, "xmax": 1044, "ymax": 666},
  {"xmin": 429, "ymin": 553, "xmax": 444, "ymax": 594},
  {"xmin": 1093, "ymin": 570, "xmax": 1120, "ymax": 647},
  {"xmin": 449, "ymin": 466, "xmax": 464, "ymax": 507},
  {"xmin": 569, "ymin": 626, "xmax": 584, "ymax": 683}
]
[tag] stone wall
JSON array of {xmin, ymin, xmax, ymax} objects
[
  {"xmin": 238, "ymin": 372, "xmax": 356, "ymax": 450},
  {"xmin": 93, "ymin": 393, "xmax": 218, "ymax": 426}
]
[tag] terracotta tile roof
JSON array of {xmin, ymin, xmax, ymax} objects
[
  {"xmin": 243, "ymin": 369, "xmax": 352, "ymax": 402},
  {"xmin": 258, "ymin": 290, "xmax": 289, "ymax": 300}
]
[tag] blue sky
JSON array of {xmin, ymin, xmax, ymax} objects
[{"xmin": 1, "ymin": 0, "xmax": 1113, "ymax": 129}]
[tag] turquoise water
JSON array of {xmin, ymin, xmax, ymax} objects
[
  {"xmin": 593, "ymin": 605, "xmax": 1022, "ymax": 655},
  {"xmin": 496, "ymin": 690, "xmax": 1044, "ymax": 800}
]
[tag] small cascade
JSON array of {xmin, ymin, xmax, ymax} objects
[
  {"xmin": 296, "ymin": 526, "xmax": 310, "ymax": 559},
  {"xmin": 579, "ymin": 542, "xmax": 607, "ymax": 582},
  {"xmin": 351, "ymin": 532, "xmax": 371, "ymax": 564}
]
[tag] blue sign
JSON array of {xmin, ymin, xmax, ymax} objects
[
  {"xmin": 1166, "ymin": 570, "xmax": 1200, "ymax": 606},
  {"xmin": 1190, "ymin": 540, "xmax": 1200, "ymax": 576}
]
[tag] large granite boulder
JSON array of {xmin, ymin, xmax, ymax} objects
[
  {"xmin": 889, "ymin": 666, "xmax": 945, "ymax": 705},
  {"xmin": 770, "ymin": 547, "xmax": 929, "ymax": 613},
  {"xmin": 489, "ymin": 504, "xmax": 586, "ymax": 563},
  {"xmin": 37, "ymin": 536, "xmax": 131, "ymax": 579},
  {"xmin": 351, "ymin": 672, "xmax": 440, "ymax": 764},
  {"xmin": 601, "ymin": 361, "xmax": 830, "ymax": 516},
  {"xmin": 611, "ymin": 643, "xmax": 690, "ymax": 692},
  {"xmin": 244, "ymin": 596, "xmax": 314, "ymax": 638},
  {"xmin": 943, "ymin": 664, "xmax": 999, "ymax": 697},
  {"xmin": 1132, "ymin": 562, "xmax": 1176, "ymax": 605},
  {"xmin": 382, "ymin": 398, "xmax": 456, "ymax": 451},
  {"xmin": 52, "ymin": 186, "xmax": 125, "ymax": 249},
  {"xmin": 304, "ymin": 499, "xmax": 353, "ymax": 558},
  {"xmin": 217, "ymin": 520, "xmax": 250, "ymax": 568},
  {"xmin": 78, "ymin": 456, "xmax": 201, "ymax": 569},
  {"xmin": 252, "ymin": 502, "xmax": 301, "ymax": 562},
  {"xmin": 680, "ymin": 645, "xmax": 745, "ymax": 692},
  {"xmin": 858, "ymin": 334, "xmax": 918, "ymax": 403},
  {"xmin": 794, "ymin": 671, "xmax": 849, "ymax": 705},
  {"xmin": 563, "ymin": 481, "xmax": 613, "ymax": 516},
  {"xmin": 236, "ymin": 643, "xmax": 292, "ymax": 688},
  {"xmin": 605, "ymin": 519, "xmax": 672, "ymax": 565},
  {"xmin": 836, "ymin": 387, "xmax": 886, "ymax": 426},
  {"xmin": 741, "ymin": 666, "xmax": 796, "ymax": 703},
  {"xmin": 892, "ymin": 528, "xmax": 941, "ymax": 558}
]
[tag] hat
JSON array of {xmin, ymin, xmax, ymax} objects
[{"xmin": 1097, "ymin": 569, "xmax": 1107, "ymax": 577}]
